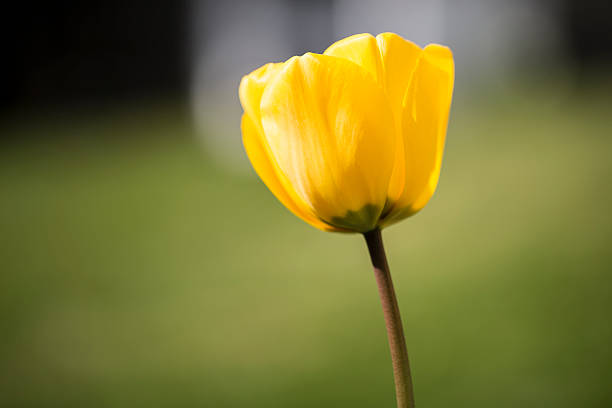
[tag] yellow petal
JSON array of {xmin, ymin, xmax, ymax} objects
[
  {"xmin": 374, "ymin": 33, "xmax": 422, "ymax": 124},
  {"xmin": 239, "ymin": 62, "xmax": 284, "ymax": 132},
  {"xmin": 375, "ymin": 33, "xmax": 423, "ymax": 205},
  {"xmin": 240, "ymin": 63, "xmax": 338, "ymax": 230},
  {"xmin": 241, "ymin": 114, "xmax": 339, "ymax": 232},
  {"xmin": 324, "ymin": 33, "xmax": 421, "ymax": 114},
  {"xmin": 260, "ymin": 53, "xmax": 396, "ymax": 232},
  {"xmin": 382, "ymin": 44, "xmax": 454, "ymax": 226},
  {"xmin": 325, "ymin": 33, "xmax": 423, "ymax": 206},
  {"xmin": 324, "ymin": 33, "xmax": 384, "ymax": 84}
]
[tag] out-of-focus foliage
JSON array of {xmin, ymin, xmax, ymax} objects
[{"xmin": 0, "ymin": 85, "xmax": 611, "ymax": 407}]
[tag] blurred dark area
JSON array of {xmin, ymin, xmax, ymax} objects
[
  {"xmin": 0, "ymin": 2, "xmax": 188, "ymax": 116},
  {"xmin": 563, "ymin": 0, "xmax": 612, "ymax": 77}
]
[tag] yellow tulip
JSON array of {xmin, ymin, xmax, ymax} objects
[{"xmin": 239, "ymin": 33, "xmax": 454, "ymax": 233}]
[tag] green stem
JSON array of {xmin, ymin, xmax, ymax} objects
[{"xmin": 363, "ymin": 228, "xmax": 415, "ymax": 408}]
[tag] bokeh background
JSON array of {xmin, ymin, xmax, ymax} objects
[{"xmin": 1, "ymin": 1, "xmax": 611, "ymax": 407}]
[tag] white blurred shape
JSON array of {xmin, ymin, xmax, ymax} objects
[
  {"xmin": 190, "ymin": 0, "xmax": 295, "ymax": 171},
  {"xmin": 333, "ymin": 0, "xmax": 447, "ymax": 46}
]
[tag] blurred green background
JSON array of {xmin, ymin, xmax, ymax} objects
[
  {"xmin": 2, "ymin": 1, "xmax": 612, "ymax": 407},
  {"xmin": 1, "ymin": 85, "xmax": 611, "ymax": 407}
]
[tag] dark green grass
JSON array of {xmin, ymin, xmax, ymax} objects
[{"xmin": 1, "ymin": 90, "xmax": 611, "ymax": 407}]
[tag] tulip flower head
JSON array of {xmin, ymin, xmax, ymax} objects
[{"xmin": 239, "ymin": 33, "xmax": 454, "ymax": 233}]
